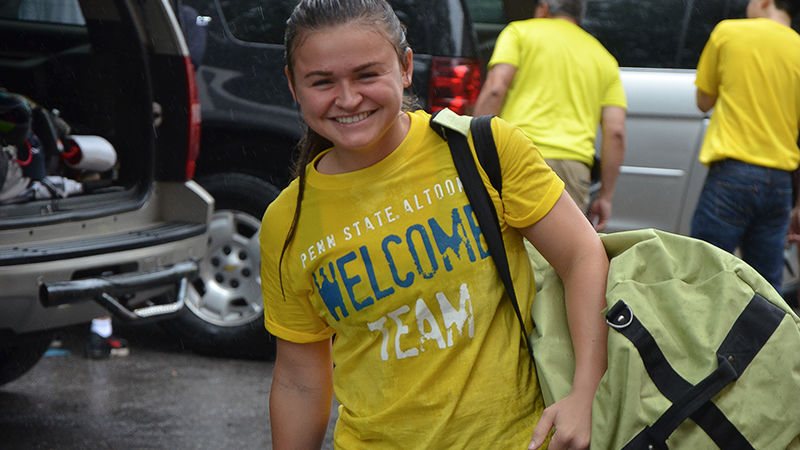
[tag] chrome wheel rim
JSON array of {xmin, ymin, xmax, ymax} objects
[{"xmin": 187, "ymin": 210, "xmax": 263, "ymax": 327}]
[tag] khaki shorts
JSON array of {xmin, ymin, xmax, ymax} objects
[{"xmin": 546, "ymin": 158, "xmax": 591, "ymax": 213}]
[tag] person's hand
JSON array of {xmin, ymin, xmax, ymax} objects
[
  {"xmin": 788, "ymin": 207, "xmax": 800, "ymax": 244},
  {"xmin": 587, "ymin": 197, "xmax": 611, "ymax": 232},
  {"xmin": 528, "ymin": 392, "xmax": 592, "ymax": 449}
]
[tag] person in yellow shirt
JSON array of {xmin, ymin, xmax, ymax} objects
[
  {"xmin": 260, "ymin": 1, "xmax": 610, "ymax": 448},
  {"xmin": 474, "ymin": 0, "xmax": 626, "ymax": 232},
  {"xmin": 692, "ymin": 0, "xmax": 800, "ymax": 292}
]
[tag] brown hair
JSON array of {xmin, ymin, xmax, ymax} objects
[{"xmin": 775, "ymin": 0, "xmax": 800, "ymax": 18}]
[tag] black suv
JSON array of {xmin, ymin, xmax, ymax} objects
[
  {"xmin": 0, "ymin": 0, "xmax": 213, "ymax": 384},
  {"xmin": 165, "ymin": 0, "xmax": 484, "ymax": 357}
]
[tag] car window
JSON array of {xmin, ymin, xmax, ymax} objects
[
  {"xmin": 465, "ymin": 0, "xmax": 506, "ymax": 22},
  {"xmin": 466, "ymin": 0, "xmax": 754, "ymax": 69},
  {"xmin": 208, "ymin": 0, "xmax": 476, "ymax": 56},
  {"xmin": 1, "ymin": 0, "xmax": 86, "ymax": 25},
  {"xmin": 215, "ymin": 0, "xmax": 294, "ymax": 44},
  {"xmin": 584, "ymin": 0, "xmax": 748, "ymax": 69},
  {"xmin": 679, "ymin": 0, "xmax": 748, "ymax": 68},
  {"xmin": 583, "ymin": 0, "xmax": 686, "ymax": 68}
]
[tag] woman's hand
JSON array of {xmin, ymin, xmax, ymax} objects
[{"xmin": 528, "ymin": 390, "xmax": 593, "ymax": 449}]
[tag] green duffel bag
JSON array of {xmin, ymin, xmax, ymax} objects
[
  {"xmin": 529, "ymin": 228, "xmax": 800, "ymax": 449},
  {"xmin": 432, "ymin": 110, "xmax": 800, "ymax": 448}
]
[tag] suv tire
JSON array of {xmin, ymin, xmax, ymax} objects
[
  {"xmin": 160, "ymin": 173, "xmax": 279, "ymax": 358},
  {"xmin": 0, "ymin": 332, "xmax": 53, "ymax": 385}
]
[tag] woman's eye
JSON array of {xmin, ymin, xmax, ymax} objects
[{"xmin": 310, "ymin": 79, "xmax": 332, "ymax": 87}]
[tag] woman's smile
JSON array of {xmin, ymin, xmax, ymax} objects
[
  {"xmin": 288, "ymin": 23, "xmax": 413, "ymax": 173},
  {"xmin": 334, "ymin": 111, "xmax": 373, "ymax": 125}
]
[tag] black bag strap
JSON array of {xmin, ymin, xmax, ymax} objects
[
  {"xmin": 608, "ymin": 293, "xmax": 785, "ymax": 449},
  {"xmin": 470, "ymin": 115, "xmax": 502, "ymax": 194},
  {"xmin": 430, "ymin": 112, "xmax": 533, "ymax": 357}
]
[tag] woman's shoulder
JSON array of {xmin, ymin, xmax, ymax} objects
[
  {"xmin": 487, "ymin": 114, "xmax": 530, "ymax": 148},
  {"xmin": 260, "ymin": 179, "xmax": 300, "ymax": 243}
]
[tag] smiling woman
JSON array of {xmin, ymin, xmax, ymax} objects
[
  {"xmin": 286, "ymin": 24, "xmax": 413, "ymax": 173},
  {"xmin": 260, "ymin": 1, "xmax": 611, "ymax": 449}
]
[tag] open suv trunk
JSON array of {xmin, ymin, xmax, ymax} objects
[{"xmin": 0, "ymin": 0, "xmax": 212, "ymax": 385}]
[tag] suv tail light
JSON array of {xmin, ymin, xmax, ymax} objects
[
  {"xmin": 184, "ymin": 56, "xmax": 201, "ymax": 180},
  {"xmin": 428, "ymin": 57, "xmax": 482, "ymax": 115}
]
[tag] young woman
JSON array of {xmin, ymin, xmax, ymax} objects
[{"xmin": 260, "ymin": 1, "xmax": 609, "ymax": 448}]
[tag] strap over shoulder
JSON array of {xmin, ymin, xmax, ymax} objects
[
  {"xmin": 430, "ymin": 108, "xmax": 473, "ymax": 138},
  {"xmin": 432, "ymin": 107, "xmax": 532, "ymax": 357},
  {"xmin": 429, "ymin": 108, "xmax": 501, "ymax": 194}
]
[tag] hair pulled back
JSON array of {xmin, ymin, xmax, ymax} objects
[
  {"xmin": 775, "ymin": 0, "xmax": 800, "ymax": 18},
  {"xmin": 537, "ymin": 0, "xmax": 586, "ymax": 23},
  {"xmin": 285, "ymin": 0, "xmax": 411, "ymax": 177},
  {"xmin": 278, "ymin": 0, "xmax": 414, "ymax": 297}
]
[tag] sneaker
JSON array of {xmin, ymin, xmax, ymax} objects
[{"xmin": 85, "ymin": 332, "xmax": 130, "ymax": 359}]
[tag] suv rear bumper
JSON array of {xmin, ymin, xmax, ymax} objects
[
  {"xmin": 40, "ymin": 260, "xmax": 198, "ymax": 321},
  {"xmin": 0, "ymin": 180, "xmax": 214, "ymax": 335}
]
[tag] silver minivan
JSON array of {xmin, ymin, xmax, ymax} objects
[{"xmin": 466, "ymin": 0, "xmax": 799, "ymax": 302}]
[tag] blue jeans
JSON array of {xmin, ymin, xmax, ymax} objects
[{"xmin": 691, "ymin": 159, "xmax": 792, "ymax": 291}]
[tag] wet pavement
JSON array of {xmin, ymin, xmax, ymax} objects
[{"xmin": 0, "ymin": 323, "xmax": 337, "ymax": 449}]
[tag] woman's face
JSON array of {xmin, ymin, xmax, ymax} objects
[{"xmin": 287, "ymin": 23, "xmax": 413, "ymax": 164}]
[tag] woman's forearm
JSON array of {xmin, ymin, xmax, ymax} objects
[{"xmin": 270, "ymin": 338, "xmax": 334, "ymax": 449}]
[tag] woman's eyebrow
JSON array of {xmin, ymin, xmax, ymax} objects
[{"xmin": 303, "ymin": 61, "xmax": 383, "ymax": 79}]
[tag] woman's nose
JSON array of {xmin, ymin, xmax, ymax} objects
[{"xmin": 335, "ymin": 81, "xmax": 362, "ymax": 109}]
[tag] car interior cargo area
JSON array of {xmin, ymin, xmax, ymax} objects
[{"xmin": 0, "ymin": 8, "xmax": 154, "ymax": 224}]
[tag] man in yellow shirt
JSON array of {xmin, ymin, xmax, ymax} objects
[
  {"xmin": 474, "ymin": 0, "xmax": 626, "ymax": 231},
  {"xmin": 692, "ymin": 0, "xmax": 800, "ymax": 292}
]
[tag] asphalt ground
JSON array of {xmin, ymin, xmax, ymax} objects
[{"xmin": 0, "ymin": 322, "xmax": 337, "ymax": 449}]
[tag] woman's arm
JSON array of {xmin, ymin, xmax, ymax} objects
[
  {"xmin": 520, "ymin": 192, "xmax": 609, "ymax": 450},
  {"xmin": 270, "ymin": 337, "xmax": 334, "ymax": 449}
]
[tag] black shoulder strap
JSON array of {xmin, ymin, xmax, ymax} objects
[
  {"xmin": 430, "ymin": 113, "xmax": 533, "ymax": 357},
  {"xmin": 470, "ymin": 115, "xmax": 502, "ymax": 195}
]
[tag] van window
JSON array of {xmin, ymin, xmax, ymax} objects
[
  {"xmin": 1, "ymin": 0, "xmax": 86, "ymax": 25},
  {"xmin": 584, "ymin": 0, "xmax": 748, "ymax": 69},
  {"xmin": 466, "ymin": 0, "xmax": 753, "ymax": 69},
  {"xmin": 679, "ymin": 0, "xmax": 748, "ymax": 68},
  {"xmin": 465, "ymin": 0, "xmax": 505, "ymax": 22}
]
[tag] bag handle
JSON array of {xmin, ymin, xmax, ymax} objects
[
  {"xmin": 430, "ymin": 112, "xmax": 533, "ymax": 357},
  {"xmin": 610, "ymin": 293, "xmax": 784, "ymax": 449}
]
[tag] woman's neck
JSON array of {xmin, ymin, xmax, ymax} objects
[{"xmin": 316, "ymin": 112, "xmax": 411, "ymax": 174}]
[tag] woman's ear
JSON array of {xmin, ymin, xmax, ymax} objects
[
  {"xmin": 401, "ymin": 49, "xmax": 414, "ymax": 87},
  {"xmin": 285, "ymin": 66, "xmax": 298, "ymax": 102}
]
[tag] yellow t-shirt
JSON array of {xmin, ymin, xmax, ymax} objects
[
  {"xmin": 695, "ymin": 18, "xmax": 800, "ymax": 170},
  {"xmin": 489, "ymin": 18, "xmax": 627, "ymax": 166},
  {"xmin": 260, "ymin": 110, "xmax": 564, "ymax": 448}
]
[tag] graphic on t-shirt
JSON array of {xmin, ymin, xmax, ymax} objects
[
  {"xmin": 366, "ymin": 282, "xmax": 475, "ymax": 361},
  {"xmin": 310, "ymin": 201, "xmax": 487, "ymax": 321},
  {"xmin": 293, "ymin": 174, "xmax": 495, "ymax": 358}
]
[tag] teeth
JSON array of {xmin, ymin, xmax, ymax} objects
[{"xmin": 336, "ymin": 112, "xmax": 370, "ymax": 124}]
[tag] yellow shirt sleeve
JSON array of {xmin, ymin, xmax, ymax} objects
[
  {"xmin": 488, "ymin": 116, "xmax": 565, "ymax": 229},
  {"xmin": 260, "ymin": 181, "xmax": 335, "ymax": 343},
  {"xmin": 488, "ymin": 22, "xmax": 522, "ymax": 69},
  {"xmin": 695, "ymin": 26, "xmax": 720, "ymax": 96}
]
